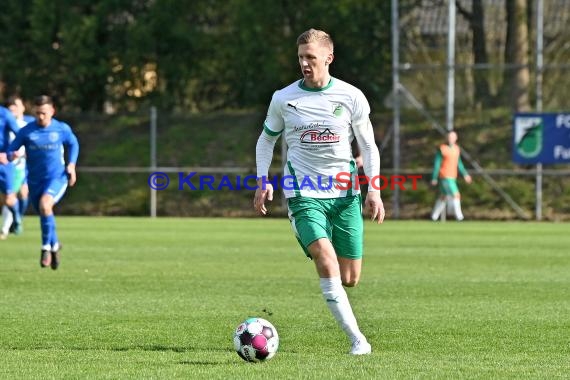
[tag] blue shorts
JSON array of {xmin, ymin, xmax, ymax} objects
[
  {"xmin": 29, "ymin": 176, "xmax": 69, "ymax": 211},
  {"xmin": 0, "ymin": 163, "xmax": 15, "ymax": 195}
]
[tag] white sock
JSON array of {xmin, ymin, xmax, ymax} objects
[
  {"xmin": 431, "ymin": 199, "xmax": 446, "ymax": 221},
  {"xmin": 453, "ymin": 198, "xmax": 464, "ymax": 220},
  {"xmin": 1, "ymin": 206, "xmax": 13, "ymax": 235},
  {"xmin": 320, "ymin": 277, "xmax": 365, "ymax": 343}
]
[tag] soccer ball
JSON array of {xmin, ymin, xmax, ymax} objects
[{"xmin": 233, "ymin": 317, "xmax": 279, "ymax": 362}]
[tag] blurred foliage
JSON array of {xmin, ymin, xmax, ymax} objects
[{"xmin": 0, "ymin": 0, "xmax": 391, "ymax": 112}]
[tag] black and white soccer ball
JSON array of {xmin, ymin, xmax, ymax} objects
[{"xmin": 233, "ymin": 317, "xmax": 279, "ymax": 362}]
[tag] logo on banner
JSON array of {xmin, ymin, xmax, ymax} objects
[{"xmin": 514, "ymin": 117, "xmax": 543, "ymax": 158}]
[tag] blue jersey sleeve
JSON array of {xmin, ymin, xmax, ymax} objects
[
  {"xmin": 63, "ymin": 123, "xmax": 80, "ymax": 164},
  {"xmin": 7, "ymin": 127, "xmax": 26, "ymax": 160},
  {"xmin": 1, "ymin": 107, "xmax": 20, "ymax": 152}
]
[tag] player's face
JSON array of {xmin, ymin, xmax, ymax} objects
[
  {"xmin": 447, "ymin": 131, "xmax": 458, "ymax": 145},
  {"xmin": 9, "ymin": 99, "xmax": 25, "ymax": 119},
  {"xmin": 298, "ymin": 42, "xmax": 333, "ymax": 88},
  {"xmin": 35, "ymin": 104, "xmax": 55, "ymax": 127}
]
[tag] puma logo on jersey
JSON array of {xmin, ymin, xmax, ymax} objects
[{"xmin": 287, "ymin": 102, "xmax": 298, "ymax": 111}]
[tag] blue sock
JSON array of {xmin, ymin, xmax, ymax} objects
[
  {"xmin": 50, "ymin": 218, "xmax": 59, "ymax": 249},
  {"xmin": 19, "ymin": 197, "xmax": 29, "ymax": 217},
  {"xmin": 8, "ymin": 203, "xmax": 21, "ymax": 226},
  {"xmin": 40, "ymin": 215, "xmax": 55, "ymax": 248}
]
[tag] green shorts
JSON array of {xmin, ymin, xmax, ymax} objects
[
  {"xmin": 13, "ymin": 166, "xmax": 26, "ymax": 193},
  {"xmin": 287, "ymin": 195, "xmax": 363, "ymax": 260},
  {"xmin": 439, "ymin": 178, "xmax": 459, "ymax": 196}
]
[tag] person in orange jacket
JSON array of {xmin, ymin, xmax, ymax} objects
[{"xmin": 430, "ymin": 130, "xmax": 472, "ymax": 221}]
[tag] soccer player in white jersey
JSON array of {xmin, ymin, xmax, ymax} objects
[{"xmin": 254, "ymin": 28, "xmax": 385, "ymax": 355}]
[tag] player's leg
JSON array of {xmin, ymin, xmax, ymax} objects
[
  {"xmin": 2, "ymin": 164, "xmax": 22, "ymax": 232},
  {"xmin": 40, "ymin": 177, "xmax": 68, "ymax": 270},
  {"xmin": 452, "ymin": 194, "xmax": 464, "ymax": 221},
  {"xmin": 337, "ymin": 257, "xmax": 362, "ymax": 287},
  {"xmin": 27, "ymin": 186, "xmax": 51, "ymax": 267},
  {"xmin": 1, "ymin": 205, "xmax": 13, "ymax": 239},
  {"xmin": 434, "ymin": 179, "xmax": 456, "ymax": 221},
  {"xmin": 431, "ymin": 180, "xmax": 450, "ymax": 221},
  {"xmin": 431, "ymin": 195, "xmax": 446, "ymax": 221},
  {"xmin": 9, "ymin": 167, "xmax": 27, "ymax": 235},
  {"xmin": 15, "ymin": 168, "xmax": 29, "ymax": 231},
  {"xmin": 308, "ymin": 239, "xmax": 370, "ymax": 354},
  {"xmin": 447, "ymin": 180, "xmax": 464, "ymax": 221},
  {"xmin": 1, "ymin": 173, "xmax": 18, "ymax": 238},
  {"xmin": 332, "ymin": 195, "xmax": 364, "ymax": 287},
  {"xmin": 18, "ymin": 182, "xmax": 29, "ymax": 218},
  {"xmin": 38, "ymin": 193, "xmax": 56, "ymax": 267},
  {"xmin": 288, "ymin": 197, "xmax": 370, "ymax": 354},
  {"xmin": 331, "ymin": 195, "xmax": 371, "ymax": 354}
]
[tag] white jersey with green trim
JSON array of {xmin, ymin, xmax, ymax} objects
[{"xmin": 263, "ymin": 77, "xmax": 370, "ymax": 199}]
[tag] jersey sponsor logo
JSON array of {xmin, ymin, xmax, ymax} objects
[
  {"xmin": 300, "ymin": 128, "xmax": 340, "ymax": 144},
  {"xmin": 29, "ymin": 143, "xmax": 59, "ymax": 151},
  {"xmin": 514, "ymin": 116, "xmax": 543, "ymax": 158}
]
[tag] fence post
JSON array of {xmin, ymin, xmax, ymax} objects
[
  {"xmin": 150, "ymin": 106, "xmax": 157, "ymax": 218},
  {"xmin": 535, "ymin": 0, "xmax": 544, "ymax": 221}
]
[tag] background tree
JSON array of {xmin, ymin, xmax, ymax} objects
[
  {"xmin": 502, "ymin": 0, "xmax": 530, "ymax": 111},
  {"xmin": 456, "ymin": 0, "xmax": 492, "ymax": 107}
]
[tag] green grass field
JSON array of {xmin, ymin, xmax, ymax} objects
[{"xmin": 1, "ymin": 218, "xmax": 569, "ymax": 379}]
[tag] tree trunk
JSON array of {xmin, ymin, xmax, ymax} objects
[
  {"xmin": 503, "ymin": 0, "xmax": 531, "ymax": 111},
  {"xmin": 470, "ymin": 0, "xmax": 491, "ymax": 106}
]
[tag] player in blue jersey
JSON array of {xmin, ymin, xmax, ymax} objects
[
  {"xmin": 8, "ymin": 95, "xmax": 79, "ymax": 269},
  {"xmin": 1, "ymin": 96, "xmax": 34, "ymax": 239},
  {"xmin": 0, "ymin": 105, "xmax": 21, "ymax": 240}
]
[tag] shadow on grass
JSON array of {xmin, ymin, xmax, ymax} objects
[
  {"xmin": 5, "ymin": 345, "xmax": 233, "ymax": 355},
  {"xmin": 111, "ymin": 344, "xmax": 233, "ymax": 354},
  {"xmin": 178, "ymin": 360, "xmax": 233, "ymax": 365}
]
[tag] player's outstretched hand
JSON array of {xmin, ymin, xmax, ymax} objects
[
  {"xmin": 254, "ymin": 180, "xmax": 273, "ymax": 216},
  {"xmin": 365, "ymin": 191, "xmax": 385, "ymax": 224}
]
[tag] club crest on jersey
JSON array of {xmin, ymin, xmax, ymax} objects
[
  {"xmin": 514, "ymin": 116, "xmax": 543, "ymax": 158},
  {"xmin": 300, "ymin": 128, "xmax": 340, "ymax": 144},
  {"xmin": 332, "ymin": 104, "xmax": 343, "ymax": 117},
  {"xmin": 49, "ymin": 132, "xmax": 59, "ymax": 142}
]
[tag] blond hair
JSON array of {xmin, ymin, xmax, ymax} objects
[{"xmin": 296, "ymin": 28, "xmax": 334, "ymax": 52}]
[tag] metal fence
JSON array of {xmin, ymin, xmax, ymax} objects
[{"xmin": 390, "ymin": 0, "xmax": 570, "ymax": 220}]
